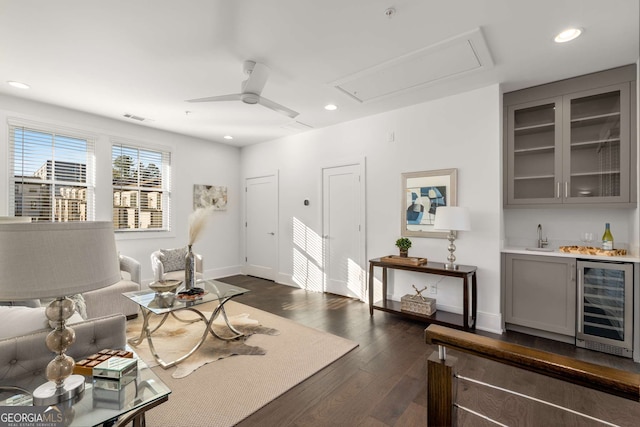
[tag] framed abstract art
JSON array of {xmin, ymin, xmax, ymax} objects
[{"xmin": 401, "ymin": 168, "xmax": 457, "ymax": 238}]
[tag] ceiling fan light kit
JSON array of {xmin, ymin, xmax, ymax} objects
[{"xmin": 187, "ymin": 60, "xmax": 299, "ymax": 119}]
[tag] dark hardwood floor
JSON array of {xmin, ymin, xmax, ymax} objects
[{"xmin": 219, "ymin": 275, "xmax": 640, "ymax": 426}]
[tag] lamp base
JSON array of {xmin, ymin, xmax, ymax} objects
[
  {"xmin": 32, "ymin": 374, "xmax": 85, "ymax": 406},
  {"xmin": 444, "ymin": 231, "xmax": 459, "ymax": 270}
]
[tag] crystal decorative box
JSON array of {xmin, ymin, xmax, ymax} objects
[
  {"xmin": 92, "ymin": 356, "xmax": 138, "ymax": 381},
  {"xmin": 93, "ymin": 375, "xmax": 137, "ymax": 410}
]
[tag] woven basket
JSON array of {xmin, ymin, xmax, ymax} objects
[{"xmin": 401, "ymin": 294, "xmax": 436, "ymax": 315}]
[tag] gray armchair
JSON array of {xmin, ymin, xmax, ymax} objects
[
  {"xmin": 151, "ymin": 249, "xmax": 203, "ymax": 282},
  {"xmin": 83, "ymin": 254, "xmax": 141, "ymax": 319}
]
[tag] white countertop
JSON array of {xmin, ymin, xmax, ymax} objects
[{"xmin": 502, "ymin": 247, "xmax": 640, "ymax": 263}]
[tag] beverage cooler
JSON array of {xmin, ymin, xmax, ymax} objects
[{"xmin": 576, "ymin": 260, "xmax": 633, "ymax": 358}]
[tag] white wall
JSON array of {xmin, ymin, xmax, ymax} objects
[
  {"xmin": 241, "ymin": 85, "xmax": 503, "ymax": 333},
  {"xmin": 0, "ymin": 94, "xmax": 242, "ymax": 283}
]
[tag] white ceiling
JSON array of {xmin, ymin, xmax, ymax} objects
[{"xmin": 0, "ymin": 0, "xmax": 638, "ymax": 147}]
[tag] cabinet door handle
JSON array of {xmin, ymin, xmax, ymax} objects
[
  {"xmin": 571, "ymin": 263, "xmax": 575, "ymax": 282},
  {"xmin": 556, "ymin": 182, "xmax": 560, "ymax": 199},
  {"xmin": 577, "ymin": 268, "xmax": 583, "ymax": 334},
  {"xmin": 564, "ymin": 182, "xmax": 569, "ymax": 199}
]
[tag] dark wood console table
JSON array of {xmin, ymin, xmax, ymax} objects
[{"xmin": 368, "ymin": 257, "xmax": 477, "ymax": 330}]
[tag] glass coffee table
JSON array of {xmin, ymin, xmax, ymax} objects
[
  {"xmin": 124, "ymin": 279, "xmax": 249, "ymax": 369},
  {"xmin": 0, "ymin": 355, "xmax": 170, "ymax": 427}
]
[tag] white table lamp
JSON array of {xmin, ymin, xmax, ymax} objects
[
  {"xmin": 433, "ymin": 206, "xmax": 471, "ymax": 270},
  {"xmin": 0, "ymin": 221, "xmax": 120, "ymax": 406}
]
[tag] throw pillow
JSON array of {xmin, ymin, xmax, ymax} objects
[
  {"xmin": 67, "ymin": 294, "xmax": 88, "ymax": 320},
  {"xmin": 0, "ymin": 306, "xmax": 48, "ymax": 339},
  {"xmin": 39, "ymin": 294, "xmax": 87, "ymax": 320},
  {"xmin": 159, "ymin": 247, "xmax": 187, "ymax": 273},
  {"xmin": 0, "ymin": 306, "xmax": 83, "ymax": 340}
]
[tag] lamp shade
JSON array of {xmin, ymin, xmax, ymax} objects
[
  {"xmin": 0, "ymin": 221, "xmax": 120, "ymax": 300},
  {"xmin": 433, "ymin": 206, "xmax": 471, "ymax": 231}
]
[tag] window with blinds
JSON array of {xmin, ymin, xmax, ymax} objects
[
  {"xmin": 112, "ymin": 142, "xmax": 171, "ymax": 231},
  {"xmin": 9, "ymin": 121, "xmax": 95, "ymax": 222}
]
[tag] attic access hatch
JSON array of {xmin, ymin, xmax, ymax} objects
[{"xmin": 332, "ymin": 28, "xmax": 493, "ymax": 103}]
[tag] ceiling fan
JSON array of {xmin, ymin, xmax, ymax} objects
[{"xmin": 186, "ymin": 60, "xmax": 299, "ymax": 119}]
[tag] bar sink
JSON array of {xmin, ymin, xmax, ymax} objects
[{"xmin": 525, "ymin": 247, "xmax": 554, "ymax": 252}]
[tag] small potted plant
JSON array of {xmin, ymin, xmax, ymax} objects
[{"xmin": 395, "ymin": 237, "xmax": 412, "ymax": 257}]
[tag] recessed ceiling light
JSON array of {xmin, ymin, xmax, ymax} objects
[
  {"xmin": 223, "ymin": 135, "xmax": 233, "ymax": 140},
  {"xmin": 554, "ymin": 28, "xmax": 582, "ymax": 43},
  {"xmin": 7, "ymin": 81, "xmax": 30, "ymax": 89},
  {"xmin": 324, "ymin": 104, "xmax": 338, "ymax": 111}
]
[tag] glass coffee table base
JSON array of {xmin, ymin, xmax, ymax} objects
[{"xmin": 129, "ymin": 296, "xmax": 244, "ymax": 369}]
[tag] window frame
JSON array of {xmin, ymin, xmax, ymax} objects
[
  {"xmin": 8, "ymin": 118, "xmax": 96, "ymax": 222},
  {"xmin": 111, "ymin": 138, "xmax": 172, "ymax": 233}
]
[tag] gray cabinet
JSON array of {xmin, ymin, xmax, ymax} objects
[
  {"xmin": 503, "ymin": 253, "xmax": 576, "ymax": 337},
  {"xmin": 504, "ymin": 65, "xmax": 637, "ymax": 207},
  {"xmin": 506, "ymin": 97, "xmax": 563, "ymax": 204}
]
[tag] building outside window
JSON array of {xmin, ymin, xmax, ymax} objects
[
  {"xmin": 9, "ymin": 120, "xmax": 95, "ymax": 222},
  {"xmin": 112, "ymin": 141, "xmax": 171, "ymax": 231}
]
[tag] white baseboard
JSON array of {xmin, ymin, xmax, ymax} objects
[
  {"xmin": 207, "ymin": 265, "xmax": 243, "ymax": 279},
  {"xmin": 276, "ymin": 273, "xmax": 301, "ymax": 288},
  {"xmin": 476, "ymin": 311, "xmax": 503, "ymax": 334}
]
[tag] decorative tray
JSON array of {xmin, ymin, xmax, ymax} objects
[
  {"xmin": 380, "ymin": 255, "xmax": 428, "ymax": 266},
  {"xmin": 176, "ymin": 288, "xmax": 208, "ymax": 301},
  {"xmin": 74, "ymin": 348, "xmax": 134, "ymax": 376},
  {"xmin": 558, "ymin": 246, "xmax": 627, "ymax": 256}
]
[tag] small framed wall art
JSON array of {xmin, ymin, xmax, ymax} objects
[{"xmin": 193, "ymin": 184, "xmax": 227, "ymax": 210}]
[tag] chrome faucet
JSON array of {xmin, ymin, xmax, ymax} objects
[{"xmin": 537, "ymin": 224, "xmax": 548, "ymax": 248}]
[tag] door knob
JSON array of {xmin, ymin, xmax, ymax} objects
[{"xmin": 268, "ymin": 232, "xmax": 275, "ymax": 235}]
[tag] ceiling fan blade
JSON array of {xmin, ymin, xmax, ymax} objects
[
  {"xmin": 257, "ymin": 96, "xmax": 299, "ymax": 119},
  {"xmin": 242, "ymin": 62, "xmax": 270, "ymax": 95},
  {"xmin": 186, "ymin": 94, "xmax": 241, "ymax": 103}
]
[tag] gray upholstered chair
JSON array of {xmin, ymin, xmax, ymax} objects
[
  {"xmin": 83, "ymin": 254, "xmax": 142, "ymax": 319},
  {"xmin": 151, "ymin": 248, "xmax": 203, "ymax": 282}
]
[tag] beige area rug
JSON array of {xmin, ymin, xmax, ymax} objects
[{"xmin": 125, "ymin": 300, "xmax": 359, "ymax": 427}]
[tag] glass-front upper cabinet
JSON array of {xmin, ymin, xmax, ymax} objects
[
  {"xmin": 504, "ymin": 65, "xmax": 636, "ymax": 208},
  {"xmin": 506, "ymin": 97, "xmax": 563, "ymax": 205},
  {"xmin": 563, "ymin": 84, "xmax": 630, "ymax": 203}
]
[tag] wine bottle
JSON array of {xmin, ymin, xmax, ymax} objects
[{"xmin": 602, "ymin": 223, "xmax": 614, "ymax": 250}]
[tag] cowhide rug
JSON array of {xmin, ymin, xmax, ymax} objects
[{"xmin": 126, "ymin": 311, "xmax": 279, "ymax": 378}]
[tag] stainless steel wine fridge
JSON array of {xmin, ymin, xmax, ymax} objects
[{"xmin": 576, "ymin": 260, "xmax": 633, "ymax": 358}]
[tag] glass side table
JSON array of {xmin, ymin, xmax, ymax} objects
[{"xmin": 0, "ymin": 355, "xmax": 171, "ymax": 427}]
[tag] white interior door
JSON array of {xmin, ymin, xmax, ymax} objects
[
  {"xmin": 322, "ymin": 163, "xmax": 365, "ymax": 299},
  {"xmin": 245, "ymin": 174, "xmax": 278, "ymax": 281}
]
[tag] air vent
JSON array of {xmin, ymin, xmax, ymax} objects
[
  {"xmin": 281, "ymin": 121, "xmax": 313, "ymax": 131},
  {"xmin": 123, "ymin": 113, "xmax": 146, "ymax": 122}
]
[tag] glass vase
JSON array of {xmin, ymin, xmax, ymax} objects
[{"xmin": 185, "ymin": 244, "xmax": 196, "ymax": 290}]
